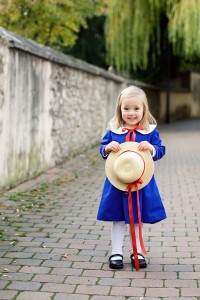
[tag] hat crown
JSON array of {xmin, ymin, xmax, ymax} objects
[
  {"xmin": 105, "ymin": 142, "xmax": 154, "ymax": 191},
  {"xmin": 113, "ymin": 151, "xmax": 144, "ymax": 184}
]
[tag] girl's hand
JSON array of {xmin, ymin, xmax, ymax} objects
[
  {"xmin": 138, "ymin": 141, "xmax": 154, "ymax": 155},
  {"xmin": 105, "ymin": 141, "xmax": 121, "ymax": 155}
]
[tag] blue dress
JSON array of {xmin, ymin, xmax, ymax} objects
[{"xmin": 97, "ymin": 125, "xmax": 167, "ymax": 224}]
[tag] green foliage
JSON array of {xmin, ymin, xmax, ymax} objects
[
  {"xmin": 0, "ymin": 0, "xmax": 102, "ymax": 49},
  {"xmin": 106, "ymin": 0, "xmax": 162, "ymax": 72},
  {"xmin": 105, "ymin": 0, "xmax": 200, "ymax": 73},
  {"xmin": 167, "ymin": 0, "xmax": 200, "ymax": 59}
]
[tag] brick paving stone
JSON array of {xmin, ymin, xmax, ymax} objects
[
  {"xmin": 19, "ymin": 266, "xmax": 51, "ymax": 274},
  {"xmin": 12, "ymin": 258, "xmax": 43, "ymax": 266},
  {"xmin": 181, "ymin": 288, "xmax": 200, "ymax": 297},
  {"xmin": 145, "ymin": 287, "xmax": 179, "ymax": 297},
  {"xmin": 41, "ymin": 260, "xmax": 72, "ymax": 268},
  {"xmin": 150, "ymin": 257, "xmax": 178, "ymax": 265},
  {"xmin": 131, "ymin": 278, "xmax": 163, "ymax": 287},
  {"xmin": 179, "ymin": 257, "xmax": 200, "ymax": 264},
  {"xmin": 6, "ymin": 280, "xmax": 41, "ymax": 291},
  {"xmin": 163, "ymin": 251, "xmax": 191, "ymax": 258},
  {"xmin": 142, "ymin": 264, "xmax": 163, "ymax": 271},
  {"xmin": 98, "ymin": 277, "xmax": 130, "ymax": 287},
  {"xmin": 0, "ymin": 265, "xmax": 21, "ymax": 272},
  {"xmin": 194, "ymin": 265, "xmax": 200, "ymax": 272},
  {"xmin": 41, "ymin": 283, "xmax": 75, "ymax": 293},
  {"xmin": 54, "ymin": 294, "xmax": 90, "ymax": 300},
  {"xmin": 110, "ymin": 286, "xmax": 145, "ymax": 297},
  {"xmin": 33, "ymin": 253, "xmax": 62, "ymax": 260},
  {"xmin": 76, "ymin": 284, "xmax": 110, "ymax": 295},
  {"xmin": 163, "ymin": 298, "xmax": 197, "ymax": 300},
  {"xmin": 16, "ymin": 291, "xmax": 53, "ymax": 300},
  {"xmin": 4, "ymin": 252, "xmax": 35, "ymax": 259},
  {"xmin": 91, "ymin": 297, "xmax": 126, "ymax": 300},
  {"xmin": 179, "ymin": 271, "xmax": 200, "ymax": 279},
  {"xmin": 165, "ymin": 279, "xmax": 197, "ymax": 288},
  {"xmin": 164, "ymin": 265, "xmax": 194, "ymax": 272},
  {"xmin": 50, "ymin": 267, "xmax": 82, "ymax": 276},
  {"xmin": 16, "ymin": 241, "xmax": 43, "ymax": 247},
  {"xmin": 146, "ymin": 271, "xmax": 177, "ymax": 279},
  {"xmin": 64, "ymin": 275, "xmax": 97, "ymax": 285},
  {"xmin": 41, "ymin": 242, "xmax": 68, "ymax": 249},
  {"xmin": 0, "ymin": 258, "xmax": 13, "ymax": 265},
  {"xmin": 71, "ymin": 261, "xmax": 103, "ymax": 269},
  {"xmin": 82, "ymin": 269, "xmax": 114, "ymax": 278},
  {"xmin": 0, "ymin": 281, "xmax": 10, "ymax": 289},
  {"xmin": 114, "ymin": 270, "xmax": 145, "ymax": 279},
  {"xmin": 32, "ymin": 274, "xmax": 65, "ymax": 283},
  {"xmin": 64, "ymin": 255, "xmax": 91, "ymax": 262},
  {"xmin": 1, "ymin": 272, "xmax": 33, "ymax": 281},
  {"xmin": 0, "ymin": 120, "xmax": 200, "ymax": 299},
  {"xmin": 0, "ymin": 290, "xmax": 18, "ymax": 299},
  {"xmin": 50, "ymin": 248, "xmax": 79, "ymax": 255},
  {"xmin": 79, "ymin": 250, "xmax": 107, "ymax": 257}
]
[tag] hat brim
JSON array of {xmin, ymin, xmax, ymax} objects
[{"xmin": 105, "ymin": 142, "xmax": 154, "ymax": 191}]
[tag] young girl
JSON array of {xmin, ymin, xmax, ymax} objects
[{"xmin": 97, "ymin": 85, "xmax": 166, "ymax": 270}]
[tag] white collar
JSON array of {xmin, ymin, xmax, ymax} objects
[{"xmin": 111, "ymin": 124, "xmax": 157, "ymax": 135}]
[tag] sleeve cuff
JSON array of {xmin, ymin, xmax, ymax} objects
[
  {"xmin": 101, "ymin": 146, "xmax": 109, "ymax": 158},
  {"xmin": 151, "ymin": 146, "xmax": 156, "ymax": 158},
  {"xmin": 102, "ymin": 152, "xmax": 109, "ymax": 158}
]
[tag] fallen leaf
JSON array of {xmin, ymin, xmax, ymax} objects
[
  {"xmin": 3, "ymin": 268, "xmax": 9, "ymax": 272},
  {"xmin": 2, "ymin": 274, "xmax": 12, "ymax": 278}
]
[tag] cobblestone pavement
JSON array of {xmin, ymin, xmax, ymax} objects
[{"xmin": 0, "ymin": 119, "xmax": 200, "ymax": 300}]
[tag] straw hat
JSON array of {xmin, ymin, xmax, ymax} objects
[{"xmin": 105, "ymin": 142, "xmax": 154, "ymax": 191}]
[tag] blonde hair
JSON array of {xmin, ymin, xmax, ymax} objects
[{"xmin": 108, "ymin": 85, "xmax": 157, "ymax": 130}]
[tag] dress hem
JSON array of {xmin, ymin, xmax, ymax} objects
[{"xmin": 97, "ymin": 216, "xmax": 167, "ymax": 224}]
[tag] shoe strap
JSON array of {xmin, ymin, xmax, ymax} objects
[
  {"xmin": 131, "ymin": 253, "xmax": 145, "ymax": 260},
  {"xmin": 109, "ymin": 254, "xmax": 123, "ymax": 260}
]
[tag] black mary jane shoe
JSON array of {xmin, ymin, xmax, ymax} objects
[
  {"xmin": 130, "ymin": 253, "xmax": 147, "ymax": 269},
  {"xmin": 109, "ymin": 254, "xmax": 124, "ymax": 269}
]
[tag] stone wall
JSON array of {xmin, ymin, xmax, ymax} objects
[{"xmin": 0, "ymin": 27, "xmax": 129, "ymax": 190}]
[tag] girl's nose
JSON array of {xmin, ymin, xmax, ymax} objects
[{"xmin": 129, "ymin": 110, "xmax": 135, "ymax": 115}]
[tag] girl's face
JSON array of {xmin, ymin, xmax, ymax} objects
[{"xmin": 121, "ymin": 97, "xmax": 144, "ymax": 128}]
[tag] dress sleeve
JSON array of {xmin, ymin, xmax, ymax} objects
[
  {"xmin": 100, "ymin": 130, "xmax": 112, "ymax": 159},
  {"xmin": 150, "ymin": 129, "xmax": 166, "ymax": 161}
]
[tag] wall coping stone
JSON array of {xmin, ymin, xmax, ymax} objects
[{"xmin": 0, "ymin": 26, "xmax": 158, "ymax": 90}]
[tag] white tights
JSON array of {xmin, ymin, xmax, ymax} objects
[{"xmin": 111, "ymin": 221, "xmax": 143, "ymax": 259}]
